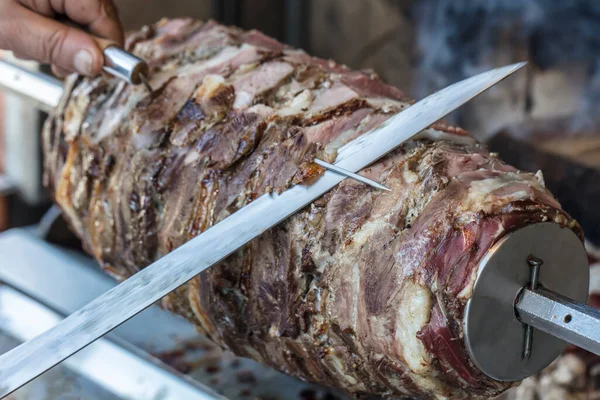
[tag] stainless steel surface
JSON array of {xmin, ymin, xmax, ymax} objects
[
  {"xmin": 1, "ymin": 57, "xmax": 49, "ymax": 205},
  {"xmin": 0, "ymin": 229, "xmax": 202, "ymax": 352},
  {"xmin": 522, "ymin": 257, "xmax": 543, "ymax": 360},
  {"xmin": 103, "ymin": 46, "xmax": 150, "ymax": 86},
  {"xmin": 0, "ymin": 332, "xmax": 120, "ymax": 400},
  {"xmin": 464, "ymin": 223, "xmax": 589, "ymax": 382},
  {"xmin": 0, "ymin": 285, "xmax": 223, "ymax": 400},
  {"xmin": 314, "ymin": 159, "xmax": 390, "ymax": 191},
  {"xmin": 516, "ymin": 287, "xmax": 600, "ymax": 356},
  {"xmin": 0, "ymin": 228, "xmax": 349, "ymax": 400},
  {"xmin": 0, "ymin": 62, "xmax": 527, "ymax": 397},
  {"xmin": 0, "ymin": 59, "xmax": 62, "ymax": 111}
]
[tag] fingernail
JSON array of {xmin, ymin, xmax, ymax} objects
[{"xmin": 74, "ymin": 50, "xmax": 94, "ymax": 75}]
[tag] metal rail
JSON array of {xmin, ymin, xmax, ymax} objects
[
  {"xmin": 0, "ymin": 285, "xmax": 223, "ymax": 400},
  {"xmin": 0, "ymin": 60, "xmax": 63, "ymax": 112}
]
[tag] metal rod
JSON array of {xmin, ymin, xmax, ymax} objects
[
  {"xmin": 522, "ymin": 325, "xmax": 533, "ymax": 360},
  {"xmin": 138, "ymin": 72, "xmax": 153, "ymax": 94},
  {"xmin": 102, "ymin": 46, "xmax": 150, "ymax": 87},
  {"xmin": 522, "ymin": 256, "xmax": 544, "ymax": 359},
  {"xmin": 314, "ymin": 159, "xmax": 390, "ymax": 191},
  {"xmin": 516, "ymin": 286, "xmax": 600, "ymax": 356},
  {"xmin": 0, "ymin": 60, "xmax": 63, "ymax": 111}
]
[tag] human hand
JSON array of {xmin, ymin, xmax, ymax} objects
[{"xmin": 0, "ymin": 0, "xmax": 124, "ymax": 77}]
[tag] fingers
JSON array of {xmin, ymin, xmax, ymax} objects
[
  {"xmin": 18, "ymin": 0, "xmax": 124, "ymax": 46},
  {"xmin": 51, "ymin": 64, "xmax": 70, "ymax": 78},
  {"xmin": 0, "ymin": 3, "xmax": 104, "ymax": 75},
  {"xmin": 16, "ymin": 0, "xmax": 55, "ymax": 17}
]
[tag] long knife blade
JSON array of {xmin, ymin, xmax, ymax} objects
[{"xmin": 0, "ymin": 62, "xmax": 526, "ymax": 397}]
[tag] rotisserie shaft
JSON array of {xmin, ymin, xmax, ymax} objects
[{"xmin": 42, "ymin": 18, "xmax": 580, "ymax": 399}]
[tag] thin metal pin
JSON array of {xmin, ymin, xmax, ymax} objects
[
  {"xmin": 528, "ymin": 256, "xmax": 543, "ymax": 290},
  {"xmin": 522, "ymin": 256, "xmax": 544, "ymax": 360},
  {"xmin": 138, "ymin": 73, "xmax": 153, "ymax": 95},
  {"xmin": 523, "ymin": 325, "xmax": 533, "ymax": 360},
  {"xmin": 314, "ymin": 159, "xmax": 391, "ymax": 191}
]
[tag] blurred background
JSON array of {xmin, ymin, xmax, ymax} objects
[{"xmin": 1, "ymin": 0, "xmax": 600, "ymax": 239}]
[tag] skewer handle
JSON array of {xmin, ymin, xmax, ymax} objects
[
  {"xmin": 516, "ymin": 286, "xmax": 600, "ymax": 356},
  {"xmin": 61, "ymin": 19, "xmax": 150, "ymax": 88},
  {"xmin": 102, "ymin": 45, "xmax": 149, "ymax": 86}
]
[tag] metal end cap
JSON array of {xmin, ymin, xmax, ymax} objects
[{"xmin": 463, "ymin": 222, "xmax": 589, "ymax": 382}]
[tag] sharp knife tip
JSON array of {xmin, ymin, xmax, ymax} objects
[{"xmin": 503, "ymin": 61, "xmax": 528, "ymax": 73}]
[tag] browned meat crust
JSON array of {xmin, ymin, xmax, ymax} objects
[{"xmin": 43, "ymin": 18, "xmax": 581, "ymax": 399}]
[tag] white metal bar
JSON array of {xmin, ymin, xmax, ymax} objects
[
  {"xmin": 516, "ymin": 287, "xmax": 600, "ymax": 356},
  {"xmin": 0, "ymin": 285, "xmax": 223, "ymax": 400},
  {"xmin": 0, "ymin": 59, "xmax": 63, "ymax": 111}
]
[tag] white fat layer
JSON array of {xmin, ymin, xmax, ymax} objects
[
  {"xmin": 322, "ymin": 113, "xmax": 373, "ymax": 157},
  {"xmin": 535, "ymin": 170, "xmax": 546, "ymax": 186},
  {"xmin": 278, "ymin": 89, "xmax": 314, "ymax": 117},
  {"xmin": 233, "ymin": 91, "xmax": 254, "ymax": 109},
  {"xmin": 415, "ymin": 127, "xmax": 477, "ymax": 145},
  {"xmin": 366, "ymin": 98, "xmax": 408, "ymax": 111},
  {"xmin": 96, "ymin": 83, "xmax": 147, "ymax": 144},
  {"xmin": 350, "ymin": 220, "xmax": 387, "ymax": 248},
  {"xmin": 462, "ymin": 174, "xmax": 541, "ymax": 215},
  {"xmin": 178, "ymin": 46, "xmax": 244, "ymax": 77},
  {"xmin": 395, "ymin": 282, "xmax": 432, "ymax": 375},
  {"xmin": 352, "ymin": 261, "xmax": 360, "ymax": 328},
  {"xmin": 184, "ymin": 150, "xmax": 200, "ymax": 165},
  {"xmin": 196, "ymin": 74, "xmax": 226, "ymax": 99},
  {"xmin": 457, "ymin": 261, "xmax": 480, "ymax": 300},
  {"xmin": 326, "ymin": 354, "xmax": 359, "ymax": 386}
]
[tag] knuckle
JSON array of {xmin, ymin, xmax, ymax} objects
[
  {"xmin": 35, "ymin": 0, "xmax": 54, "ymax": 16},
  {"xmin": 0, "ymin": 0, "xmax": 18, "ymax": 19},
  {"xmin": 99, "ymin": 0, "xmax": 118, "ymax": 20},
  {"xmin": 43, "ymin": 28, "xmax": 68, "ymax": 64},
  {"xmin": 50, "ymin": 0, "xmax": 67, "ymax": 14},
  {"xmin": 0, "ymin": 21, "xmax": 26, "ymax": 54}
]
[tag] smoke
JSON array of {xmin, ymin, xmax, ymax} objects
[{"xmin": 412, "ymin": 0, "xmax": 600, "ymax": 132}]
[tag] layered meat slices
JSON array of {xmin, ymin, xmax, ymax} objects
[{"xmin": 43, "ymin": 18, "xmax": 581, "ymax": 399}]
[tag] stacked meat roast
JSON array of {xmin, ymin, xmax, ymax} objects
[{"xmin": 42, "ymin": 18, "xmax": 582, "ymax": 399}]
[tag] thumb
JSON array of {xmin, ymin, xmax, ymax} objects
[{"xmin": 2, "ymin": 4, "xmax": 104, "ymax": 75}]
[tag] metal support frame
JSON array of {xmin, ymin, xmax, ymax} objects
[
  {"xmin": 284, "ymin": 0, "xmax": 309, "ymax": 50},
  {"xmin": 211, "ymin": 0, "xmax": 242, "ymax": 26}
]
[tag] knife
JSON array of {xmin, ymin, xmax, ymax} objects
[{"xmin": 0, "ymin": 62, "xmax": 526, "ymax": 397}]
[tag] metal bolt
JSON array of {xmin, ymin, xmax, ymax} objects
[
  {"xmin": 528, "ymin": 256, "xmax": 543, "ymax": 290},
  {"xmin": 522, "ymin": 256, "xmax": 544, "ymax": 360}
]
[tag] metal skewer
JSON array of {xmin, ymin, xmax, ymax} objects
[
  {"xmin": 57, "ymin": 18, "xmax": 153, "ymax": 93},
  {"xmin": 138, "ymin": 72, "xmax": 154, "ymax": 94},
  {"xmin": 102, "ymin": 46, "xmax": 152, "ymax": 94},
  {"xmin": 516, "ymin": 277, "xmax": 600, "ymax": 356},
  {"xmin": 314, "ymin": 159, "xmax": 390, "ymax": 191},
  {"xmin": 522, "ymin": 256, "xmax": 543, "ymax": 360}
]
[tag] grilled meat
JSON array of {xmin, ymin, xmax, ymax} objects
[{"xmin": 42, "ymin": 18, "xmax": 581, "ymax": 399}]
